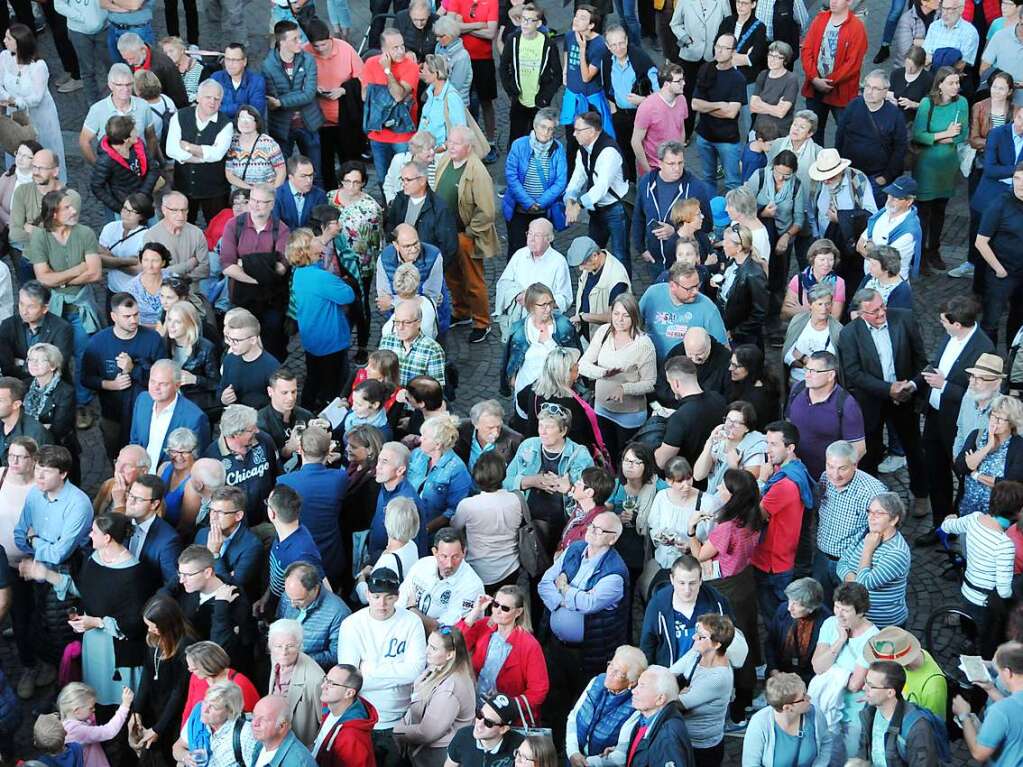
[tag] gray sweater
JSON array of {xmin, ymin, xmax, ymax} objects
[{"xmin": 678, "ymin": 661, "xmax": 733, "ymax": 748}]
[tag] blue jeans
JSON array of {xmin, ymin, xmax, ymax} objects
[
  {"xmin": 107, "ymin": 22, "xmax": 154, "ymax": 64},
  {"xmin": 69, "ymin": 28, "xmax": 111, "ymax": 105},
  {"xmin": 811, "ymin": 549, "xmax": 840, "ymax": 608},
  {"xmin": 695, "ymin": 134, "xmax": 741, "ymax": 191},
  {"xmin": 882, "ymin": 0, "xmax": 905, "ymax": 44},
  {"xmin": 588, "ymin": 201, "xmax": 632, "ymax": 277},
  {"xmin": 753, "ymin": 566, "xmax": 793, "ymax": 624},
  {"xmin": 369, "ymin": 140, "xmax": 409, "ymax": 191},
  {"xmin": 276, "ymin": 126, "xmax": 324, "ymax": 188},
  {"xmin": 613, "ymin": 0, "xmax": 643, "ymax": 47},
  {"xmin": 64, "ymin": 307, "xmax": 94, "ymax": 407}
]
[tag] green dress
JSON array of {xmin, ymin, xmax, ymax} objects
[{"xmin": 912, "ymin": 96, "xmax": 969, "ymax": 201}]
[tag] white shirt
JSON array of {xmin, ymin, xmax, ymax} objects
[
  {"xmin": 928, "ymin": 325, "xmax": 977, "ymax": 410},
  {"xmin": 165, "ymin": 110, "xmax": 234, "ymax": 164},
  {"xmin": 254, "ymin": 746, "xmax": 278, "ymax": 767},
  {"xmin": 146, "ymin": 395, "xmax": 178, "ymax": 471},
  {"xmin": 565, "ymin": 139, "xmax": 630, "ymax": 210},
  {"xmin": 785, "ymin": 321, "xmax": 833, "ymax": 384},
  {"xmin": 863, "ymin": 208, "xmax": 915, "ymax": 279},
  {"xmin": 867, "ymin": 322, "xmax": 897, "ymax": 383},
  {"xmin": 398, "ymin": 557, "xmax": 485, "ymax": 627},
  {"xmin": 311, "ymin": 711, "xmax": 341, "ymax": 756},
  {"xmin": 496, "ymin": 246, "xmax": 573, "ymax": 315}
]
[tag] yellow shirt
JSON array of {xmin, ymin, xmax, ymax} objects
[{"xmin": 904, "ymin": 650, "xmax": 948, "ymax": 718}]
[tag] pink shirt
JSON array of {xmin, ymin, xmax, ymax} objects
[
  {"xmin": 708, "ymin": 519, "xmax": 760, "ymax": 577},
  {"xmin": 63, "ymin": 705, "xmax": 131, "ymax": 767},
  {"xmin": 634, "ymin": 93, "xmax": 688, "ymax": 170}
]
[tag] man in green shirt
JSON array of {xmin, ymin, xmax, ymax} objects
[{"xmin": 863, "ymin": 625, "xmax": 948, "ymax": 718}]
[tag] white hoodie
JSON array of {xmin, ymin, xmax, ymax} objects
[{"xmin": 338, "ymin": 606, "xmax": 427, "ymax": 728}]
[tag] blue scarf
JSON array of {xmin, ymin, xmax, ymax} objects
[
  {"xmin": 763, "ymin": 459, "xmax": 816, "ymax": 510},
  {"xmin": 185, "ymin": 704, "xmax": 212, "ymax": 757}
]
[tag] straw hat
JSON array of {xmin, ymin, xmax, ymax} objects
[
  {"xmin": 808, "ymin": 148, "xmax": 852, "ymax": 182},
  {"xmin": 862, "ymin": 625, "xmax": 922, "ymax": 667}
]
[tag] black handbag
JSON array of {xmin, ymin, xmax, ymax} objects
[{"xmin": 515, "ymin": 490, "xmax": 552, "ymax": 578}]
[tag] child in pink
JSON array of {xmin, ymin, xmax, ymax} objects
[{"xmin": 60, "ymin": 683, "xmax": 133, "ymax": 767}]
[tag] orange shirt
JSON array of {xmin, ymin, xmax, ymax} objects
[
  {"xmin": 443, "ymin": 0, "xmax": 499, "ymax": 60},
  {"xmin": 304, "ymin": 38, "xmax": 364, "ymax": 126},
  {"xmin": 360, "ymin": 54, "xmax": 420, "ymax": 144}
]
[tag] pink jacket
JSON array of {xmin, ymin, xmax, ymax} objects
[
  {"xmin": 63, "ymin": 704, "xmax": 131, "ymax": 767},
  {"xmin": 303, "ymin": 38, "xmax": 363, "ymax": 125}
]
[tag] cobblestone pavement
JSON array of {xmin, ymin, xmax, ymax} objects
[{"xmin": 0, "ymin": 0, "xmax": 986, "ymax": 762}]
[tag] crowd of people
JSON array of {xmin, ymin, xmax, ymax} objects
[{"xmin": 0, "ymin": 0, "xmax": 1021, "ymax": 765}]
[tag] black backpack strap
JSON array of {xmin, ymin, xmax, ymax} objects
[
  {"xmin": 784, "ymin": 380, "xmax": 808, "ymax": 418},
  {"xmin": 232, "ymin": 716, "xmax": 244, "ymax": 766}
]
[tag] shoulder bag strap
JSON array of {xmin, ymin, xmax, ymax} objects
[
  {"xmin": 239, "ymin": 134, "xmax": 261, "ymax": 182},
  {"xmin": 736, "ymin": 19, "xmax": 763, "ymax": 52},
  {"xmin": 232, "ymin": 716, "xmax": 244, "ymax": 766},
  {"xmin": 569, "ymin": 389, "xmax": 610, "ymax": 459},
  {"xmin": 0, "ymin": 467, "xmax": 7, "ymax": 493},
  {"xmin": 390, "ymin": 550, "xmax": 405, "ymax": 581},
  {"xmin": 514, "ymin": 488, "xmax": 534, "ymax": 524}
]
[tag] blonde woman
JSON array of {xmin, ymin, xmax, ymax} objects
[
  {"xmin": 418, "ymin": 54, "xmax": 467, "ymax": 151},
  {"xmin": 716, "ymin": 222, "xmax": 769, "ymax": 348},
  {"xmin": 164, "ymin": 301, "xmax": 219, "ymax": 411},
  {"xmin": 724, "ymin": 188, "xmax": 771, "ymax": 267},
  {"xmin": 159, "ymin": 37, "xmax": 203, "ymax": 103},
  {"xmin": 393, "ymin": 627, "xmax": 476, "ymax": 767},
  {"xmin": 408, "ymin": 414, "xmax": 473, "ymax": 534},
  {"xmin": 955, "ymin": 395, "xmax": 1023, "ymax": 515},
  {"xmin": 287, "ymin": 227, "xmax": 356, "ymax": 411}
]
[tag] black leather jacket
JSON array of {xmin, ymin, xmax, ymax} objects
[
  {"xmin": 720, "ymin": 258, "xmax": 769, "ymax": 343},
  {"xmin": 167, "ymin": 336, "xmax": 220, "ymax": 412}
]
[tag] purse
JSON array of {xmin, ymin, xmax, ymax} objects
[
  {"xmin": 442, "ymin": 94, "xmax": 492, "ymax": 158},
  {"xmin": 515, "ymin": 489, "xmax": 552, "ymax": 578}
]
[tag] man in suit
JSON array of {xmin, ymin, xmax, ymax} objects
[
  {"xmin": 272, "ymin": 155, "xmax": 327, "ymax": 231},
  {"xmin": 250, "ymin": 695, "xmax": 317, "ymax": 766},
  {"xmin": 194, "ymin": 485, "xmax": 262, "ymax": 595},
  {"xmin": 125, "ymin": 473, "xmax": 181, "ymax": 592},
  {"xmin": 839, "ymin": 288, "xmax": 930, "ymax": 515},
  {"xmin": 129, "ymin": 360, "xmax": 210, "ymax": 470},
  {"xmin": 914, "ymin": 296, "xmax": 993, "ymax": 546},
  {"xmin": 0, "ymin": 281, "xmax": 74, "ymax": 382}
]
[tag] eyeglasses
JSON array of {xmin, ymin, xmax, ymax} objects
[
  {"xmin": 225, "ymin": 334, "xmax": 255, "ymax": 345},
  {"xmin": 514, "ymin": 750, "xmax": 535, "ymax": 762},
  {"xmin": 672, "ymin": 280, "xmax": 700, "ymax": 293},
  {"xmin": 492, "ymin": 601, "xmax": 516, "ymax": 613},
  {"xmin": 589, "ymin": 522, "xmax": 616, "ymax": 535},
  {"xmin": 397, "ymin": 239, "xmax": 421, "ymax": 248},
  {"xmin": 724, "ymin": 417, "xmax": 747, "ymax": 428},
  {"xmin": 400, "ymin": 175, "xmax": 424, "ymax": 184},
  {"xmin": 804, "ymin": 367, "xmax": 835, "ymax": 375},
  {"xmin": 322, "ymin": 678, "xmax": 355, "ymax": 689},
  {"xmin": 177, "ymin": 568, "xmax": 204, "ymax": 578},
  {"xmin": 539, "ymin": 402, "xmax": 570, "ymax": 419},
  {"xmin": 622, "ymin": 457, "xmax": 644, "ymax": 466},
  {"xmin": 475, "ymin": 710, "xmax": 503, "ymax": 728},
  {"xmin": 340, "ymin": 178, "xmax": 364, "ymax": 187},
  {"xmin": 127, "ymin": 493, "xmax": 155, "ymax": 503},
  {"xmin": 270, "ymin": 642, "xmax": 300, "ymax": 652},
  {"xmin": 391, "ymin": 318, "xmax": 420, "ymax": 327},
  {"xmin": 533, "ymin": 300, "xmax": 555, "ymax": 309},
  {"xmin": 572, "ymin": 125, "xmax": 595, "ymax": 134}
]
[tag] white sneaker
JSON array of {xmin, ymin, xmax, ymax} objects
[
  {"xmin": 756, "ymin": 664, "xmax": 767, "ymax": 681},
  {"xmin": 879, "ymin": 454, "xmax": 907, "ymax": 473},
  {"xmin": 947, "ymin": 262, "xmax": 975, "ymax": 278}
]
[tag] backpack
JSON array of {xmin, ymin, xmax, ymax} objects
[
  {"xmin": 784, "ymin": 380, "xmax": 848, "ymax": 424},
  {"xmin": 232, "ymin": 713, "xmax": 252, "ymax": 766},
  {"xmin": 894, "ymin": 703, "xmax": 952, "ymax": 764}
]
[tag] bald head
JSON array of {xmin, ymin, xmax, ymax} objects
[
  {"xmin": 683, "ymin": 328, "xmax": 711, "ymax": 365},
  {"xmin": 252, "ymin": 695, "xmax": 290, "ymax": 746},
  {"xmin": 587, "ymin": 511, "xmax": 623, "ymax": 549},
  {"xmin": 189, "ymin": 457, "xmax": 225, "ymax": 494},
  {"xmin": 114, "ymin": 445, "xmax": 150, "ymax": 485}
]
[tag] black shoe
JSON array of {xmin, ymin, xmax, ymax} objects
[
  {"xmin": 914, "ymin": 530, "xmax": 941, "ymax": 548},
  {"xmin": 873, "ymin": 45, "xmax": 890, "ymax": 64},
  {"xmin": 450, "ymin": 316, "xmax": 472, "ymax": 328},
  {"xmin": 468, "ymin": 326, "xmax": 491, "ymax": 344}
]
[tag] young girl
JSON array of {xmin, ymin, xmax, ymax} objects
[
  {"xmin": 341, "ymin": 380, "xmax": 392, "ymax": 446},
  {"xmin": 59, "ymin": 682, "xmax": 133, "ymax": 767},
  {"xmin": 646, "ymin": 457, "xmax": 719, "ymax": 574}
]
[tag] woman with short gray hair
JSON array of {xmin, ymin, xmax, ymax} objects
[
  {"xmin": 267, "ymin": 618, "xmax": 324, "ymax": 746},
  {"xmin": 23, "ymin": 342, "xmax": 78, "ymax": 478},
  {"xmin": 382, "ymin": 131, "xmax": 438, "ymax": 203},
  {"xmin": 157, "ymin": 427, "xmax": 200, "ymax": 532},
  {"xmin": 751, "ymin": 41, "xmax": 798, "ymax": 140},
  {"xmin": 355, "ymin": 496, "xmax": 421, "ymax": 603},
  {"xmin": 860, "ymin": 243, "xmax": 913, "ymax": 310},
  {"xmin": 954, "ymin": 395, "xmax": 1023, "ymax": 516},
  {"xmin": 767, "ymin": 110, "xmax": 821, "ymax": 191},
  {"xmin": 764, "ymin": 577, "xmax": 830, "ymax": 683},
  {"xmin": 171, "ymin": 679, "xmax": 257, "ymax": 766}
]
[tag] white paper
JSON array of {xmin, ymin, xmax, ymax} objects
[{"xmin": 320, "ymin": 398, "xmax": 349, "ymax": 430}]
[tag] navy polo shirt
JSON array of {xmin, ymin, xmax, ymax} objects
[
  {"xmin": 269, "ymin": 524, "xmax": 323, "ymax": 597},
  {"xmin": 979, "ymin": 191, "xmax": 1023, "ymax": 276}
]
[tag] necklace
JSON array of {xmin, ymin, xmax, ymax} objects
[{"xmin": 153, "ymin": 647, "xmax": 162, "ymax": 680}]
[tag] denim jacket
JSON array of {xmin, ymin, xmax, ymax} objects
[
  {"xmin": 500, "ymin": 314, "xmax": 581, "ymax": 395},
  {"xmin": 503, "ymin": 437, "xmax": 595, "ymax": 517},
  {"xmin": 407, "ymin": 448, "xmax": 473, "ymax": 527}
]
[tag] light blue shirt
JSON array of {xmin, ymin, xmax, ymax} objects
[
  {"xmin": 538, "ymin": 547, "xmax": 625, "ymax": 643},
  {"xmin": 867, "ymin": 322, "xmax": 897, "ymax": 383},
  {"xmin": 976, "ymin": 689, "xmax": 1023, "ymax": 766},
  {"xmin": 923, "ymin": 17, "xmax": 980, "ymax": 67},
  {"xmin": 609, "ymin": 58, "xmax": 659, "ymax": 110},
  {"xmin": 14, "ymin": 483, "xmax": 93, "ymax": 566},
  {"xmin": 289, "ymin": 181, "xmax": 306, "ymax": 221},
  {"xmin": 871, "ymin": 708, "xmax": 890, "ymax": 766}
]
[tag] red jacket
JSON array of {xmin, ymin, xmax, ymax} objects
[
  {"xmin": 315, "ymin": 696, "xmax": 379, "ymax": 767},
  {"xmin": 800, "ymin": 11, "xmax": 869, "ymax": 107},
  {"xmin": 456, "ymin": 618, "xmax": 550, "ymax": 725},
  {"xmin": 963, "ymin": 0, "xmax": 1000, "ymax": 28}
]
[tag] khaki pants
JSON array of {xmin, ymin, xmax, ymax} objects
[{"xmin": 446, "ymin": 233, "xmax": 491, "ymax": 329}]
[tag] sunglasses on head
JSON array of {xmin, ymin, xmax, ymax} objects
[{"xmin": 475, "ymin": 709, "xmax": 504, "ymax": 728}]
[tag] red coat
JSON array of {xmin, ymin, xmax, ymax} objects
[
  {"xmin": 456, "ymin": 618, "xmax": 550, "ymax": 724},
  {"xmin": 800, "ymin": 11, "xmax": 869, "ymax": 107},
  {"xmin": 315, "ymin": 697, "xmax": 379, "ymax": 767},
  {"xmin": 962, "ymin": 0, "xmax": 1000, "ymax": 28}
]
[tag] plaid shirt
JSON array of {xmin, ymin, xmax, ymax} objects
[
  {"xmin": 379, "ymin": 332, "xmax": 447, "ymax": 386},
  {"xmin": 816, "ymin": 469, "xmax": 888, "ymax": 557},
  {"xmin": 756, "ymin": 0, "xmax": 811, "ymax": 40},
  {"xmin": 922, "ymin": 18, "xmax": 980, "ymax": 68}
]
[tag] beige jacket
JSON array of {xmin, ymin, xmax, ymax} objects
[
  {"xmin": 578, "ymin": 325, "xmax": 657, "ymax": 415},
  {"xmin": 273, "ymin": 651, "xmax": 326, "ymax": 748},
  {"xmin": 435, "ymin": 153, "xmax": 499, "ymax": 259},
  {"xmin": 574, "ymin": 254, "xmax": 630, "ymax": 339}
]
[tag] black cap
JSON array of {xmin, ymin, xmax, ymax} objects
[
  {"xmin": 479, "ymin": 693, "xmax": 518, "ymax": 726},
  {"xmin": 366, "ymin": 567, "xmax": 401, "ymax": 595}
]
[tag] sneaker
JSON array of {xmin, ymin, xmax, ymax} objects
[
  {"xmin": 54, "ymin": 72, "xmax": 72, "ymax": 86},
  {"xmin": 450, "ymin": 316, "xmax": 472, "ymax": 328},
  {"xmin": 755, "ymin": 664, "xmax": 766, "ymax": 681},
  {"xmin": 724, "ymin": 718, "xmax": 749, "ymax": 737},
  {"xmin": 948, "ymin": 261, "xmax": 975, "ymax": 278},
  {"xmin": 878, "ymin": 454, "xmax": 906, "ymax": 473},
  {"xmin": 468, "ymin": 326, "xmax": 491, "ymax": 344},
  {"xmin": 57, "ymin": 78, "xmax": 84, "ymax": 93},
  {"xmin": 482, "ymin": 148, "xmax": 499, "ymax": 165},
  {"xmin": 34, "ymin": 663, "xmax": 56, "ymax": 688},
  {"xmin": 17, "ymin": 668, "xmax": 37, "ymax": 700},
  {"xmin": 873, "ymin": 44, "xmax": 891, "ymax": 64}
]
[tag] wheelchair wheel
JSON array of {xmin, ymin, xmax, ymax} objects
[{"xmin": 924, "ymin": 603, "xmax": 980, "ymax": 673}]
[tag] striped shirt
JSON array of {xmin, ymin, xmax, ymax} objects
[
  {"xmin": 817, "ymin": 470, "xmax": 888, "ymax": 558},
  {"xmin": 940, "ymin": 513, "xmax": 1015, "ymax": 606},
  {"xmin": 522, "ymin": 150, "xmax": 552, "ymax": 201},
  {"xmin": 836, "ymin": 532, "xmax": 911, "ymax": 628}
]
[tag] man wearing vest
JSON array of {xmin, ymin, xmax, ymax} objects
[
  {"xmin": 565, "ymin": 111, "xmax": 632, "ymax": 277},
  {"xmin": 165, "ymin": 79, "xmax": 234, "ymax": 226},
  {"xmin": 538, "ymin": 510, "xmax": 630, "ymax": 747},
  {"xmin": 219, "ymin": 185, "xmax": 291, "ymax": 362},
  {"xmin": 856, "ymin": 176, "xmax": 924, "ymax": 279},
  {"xmin": 599, "ymin": 666, "xmax": 696, "ymax": 767}
]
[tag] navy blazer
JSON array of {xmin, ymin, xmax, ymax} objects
[
  {"xmin": 137, "ymin": 515, "xmax": 182, "ymax": 592},
  {"xmin": 194, "ymin": 523, "xmax": 262, "ymax": 594},
  {"xmin": 273, "ymin": 183, "xmax": 328, "ymax": 230},
  {"xmin": 129, "ymin": 392, "xmax": 211, "ymax": 464},
  {"xmin": 973, "ymin": 124, "xmax": 1023, "ymax": 213}
]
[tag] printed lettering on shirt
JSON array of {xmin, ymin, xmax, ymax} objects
[{"xmin": 384, "ymin": 637, "xmax": 407, "ymax": 658}]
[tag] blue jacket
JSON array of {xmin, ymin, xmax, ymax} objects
[
  {"xmin": 291, "ymin": 263, "xmax": 355, "ymax": 355},
  {"xmin": 138, "ymin": 515, "xmax": 182, "ymax": 593},
  {"xmin": 128, "ymin": 392, "xmax": 211, "ymax": 465},
  {"xmin": 503, "ymin": 437, "xmax": 594, "ymax": 520},
  {"xmin": 631, "ymin": 170, "xmax": 714, "ymax": 264},
  {"xmin": 368, "ymin": 478, "xmax": 429, "ymax": 561},
  {"xmin": 573, "ymin": 675, "xmax": 635, "ymax": 757},
  {"xmin": 276, "ymin": 583, "xmax": 351, "ymax": 669},
  {"xmin": 211, "ymin": 69, "xmax": 268, "ymax": 120},
  {"xmin": 502, "ymin": 134, "xmax": 568, "ymax": 230},
  {"xmin": 620, "ymin": 702, "xmax": 695, "ymax": 767},
  {"xmin": 277, "ymin": 463, "xmax": 349, "ymax": 578},
  {"xmin": 195, "ymin": 523, "xmax": 262, "ymax": 593},
  {"xmin": 407, "ymin": 448, "xmax": 472, "ymax": 527},
  {"xmin": 273, "ymin": 183, "xmax": 328, "ymax": 230},
  {"xmin": 261, "ymin": 49, "xmax": 324, "ymax": 140},
  {"xmin": 377, "ymin": 241, "xmax": 451, "ymax": 333},
  {"xmin": 501, "ymin": 314, "xmax": 581, "ymax": 394},
  {"xmin": 640, "ymin": 580, "xmax": 734, "ymax": 667},
  {"xmin": 249, "ymin": 731, "xmax": 317, "ymax": 767},
  {"xmin": 973, "ymin": 123, "xmax": 1023, "ymax": 213}
]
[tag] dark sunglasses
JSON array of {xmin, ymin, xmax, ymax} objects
[
  {"xmin": 492, "ymin": 602, "xmax": 516, "ymax": 613},
  {"xmin": 475, "ymin": 709, "xmax": 503, "ymax": 728}
]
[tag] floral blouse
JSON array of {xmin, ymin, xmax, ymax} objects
[
  {"xmin": 225, "ymin": 133, "xmax": 285, "ymax": 189},
  {"xmin": 328, "ymin": 191, "xmax": 383, "ymax": 281}
]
